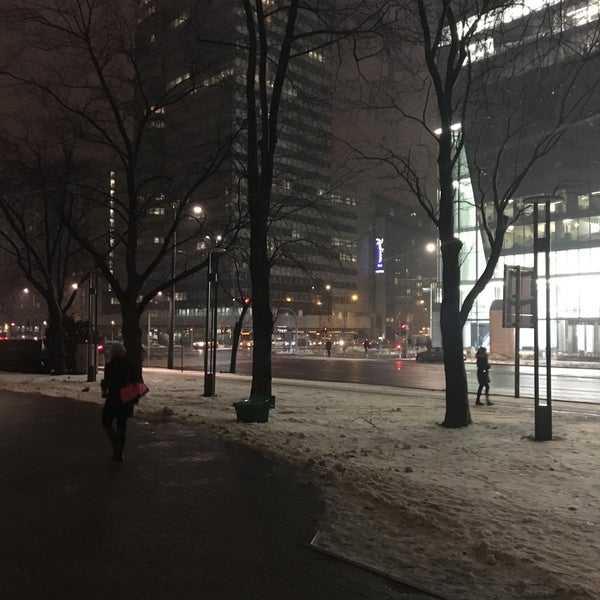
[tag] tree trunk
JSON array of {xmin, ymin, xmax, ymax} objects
[
  {"xmin": 46, "ymin": 300, "xmax": 66, "ymax": 375},
  {"xmin": 249, "ymin": 212, "xmax": 273, "ymax": 399},
  {"xmin": 440, "ymin": 238, "xmax": 471, "ymax": 427},
  {"xmin": 120, "ymin": 300, "xmax": 144, "ymax": 381}
]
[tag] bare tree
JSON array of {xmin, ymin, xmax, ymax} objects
[
  {"xmin": 0, "ymin": 119, "xmax": 92, "ymax": 374},
  {"xmin": 0, "ymin": 0, "xmax": 242, "ymax": 377},
  {"xmin": 237, "ymin": 0, "xmax": 398, "ymax": 401},
  {"xmin": 337, "ymin": 0, "xmax": 600, "ymax": 426}
]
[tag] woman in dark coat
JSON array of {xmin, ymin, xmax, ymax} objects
[
  {"xmin": 101, "ymin": 343, "xmax": 136, "ymax": 462},
  {"xmin": 475, "ymin": 346, "xmax": 493, "ymax": 406}
]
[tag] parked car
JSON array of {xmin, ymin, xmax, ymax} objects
[
  {"xmin": 415, "ymin": 347, "xmax": 466, "ymax": 362},
  {"xmin": 415, "ymin": 347, "xmax": 444, "ymax": 362}
]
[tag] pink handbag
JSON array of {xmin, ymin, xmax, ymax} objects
[{"xmin": 120, "ymin": 381, "xmax": 149, "ymax": 403}]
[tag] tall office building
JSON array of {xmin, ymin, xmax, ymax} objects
[
  {"xmin": 103, "ymin": 0, "xmax": 374, "ymax": 343},
  {"xmin": 455, "ymin": 0, "xmax": 600, "ymax": 356}
]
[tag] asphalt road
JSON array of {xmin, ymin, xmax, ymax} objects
[{"xmin": 144, "ymin": 347, "xmax": 600, "ymax": 404}]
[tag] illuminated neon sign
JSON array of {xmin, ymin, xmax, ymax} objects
[{"xmin": 375, "ymin": 238, "xmax": 384, "ymax": 273}]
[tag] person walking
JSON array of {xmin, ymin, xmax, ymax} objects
[
  {"xmin": 101, "ymin": 343, "xmax": 137, "ymax": 462},
  {"xmin": 363, "ymin": 339, "xmax": 369, "ymax": 356},
  {"xmin": 325, "ymin": 339, "xmax": 332, "ymax": 357},
  {"xmin": 475, "ymin": 346, "xmax": 493, "ymax": 406}
]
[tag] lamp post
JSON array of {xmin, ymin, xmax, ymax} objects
[
  {"xmin": 530, "ymin": 196, "xmax": 554, "ymax": 441},
  {"xmin": 167, "ymin": 229, "xmax": 176, "ymax": 370},
  {"xmin": 87, "ymin": 272, "xmax": 98, "ymax": 382},
  {"xmin": 203, "ymin": 248, "xmax": 226, "ymax": 397},
  {"xmin": 169, "ymin": 204, "xmax": 203, "ymax": 369}
]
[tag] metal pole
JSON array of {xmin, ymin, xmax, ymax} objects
[
  {"xmin": 204, "ymin": 249, "xmax": 225, "ymax": 396},
  {"xmin": 93, "ymin": 272, "xmax": 98, "ymax": 375},
  {"xmin": 87, "ymin": 273, "xmax": 96, "ymax": 382},
  {"xmin": 147, "ymin": 312, "xmax": 151, "ymax": 362},
  {"xmin": 203, "ymin": 254, "xmax": 213, "ymax": 393},
  {"xmin": 168, "ymin": 231, "xmax": 176, "ymax": 369},
  {"xmin": 533, "ymin": 199, "xmax": 552, "ymax": 441},
  {"xmin": 514, "ymin": 266, "xmax": 521, "ymax": 398},
  {"xmin": 544, "ymin": 200, "xmax": 553, "ymax": 419},
  {"xmin": 533, "ymin": 204, "xmax": 540, "ymax": 412}
]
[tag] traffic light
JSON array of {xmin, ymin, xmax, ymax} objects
[
  {"xmin": 400, "ymin": 323, "xmax": 408, "ymax": 336},
  {"xmin": 243, "ymin": 297, "xmax": 251, "ymax": 306}
]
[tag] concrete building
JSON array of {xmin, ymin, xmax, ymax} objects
[{"xmin": 98, "ymin": 0, "xmax": 375, "ymax": 345}]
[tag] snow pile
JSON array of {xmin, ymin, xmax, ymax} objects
[{"xmin": 1, "ymin": 368, "xmax": 599, "ymax": 600}]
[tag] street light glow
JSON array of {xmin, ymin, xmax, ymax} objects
[{"xmin": 425, "ymin": 242, "xmax": 436, "ymax": 253}]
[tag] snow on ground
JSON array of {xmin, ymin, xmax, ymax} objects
[{"xmin": 1, "ymin": 368, "xmax": 599, "ymax": 600}]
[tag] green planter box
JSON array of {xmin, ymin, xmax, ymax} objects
[{"xmin": 233, "ymin": 397, "xmax": 273, "ymax": 423}]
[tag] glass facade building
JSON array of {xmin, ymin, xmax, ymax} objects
[{"xmin": 456, "ymin": 1, "xmax": 600, "ymax": 357}]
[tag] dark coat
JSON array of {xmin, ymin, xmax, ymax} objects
[
  {"xmin": 476, "ymin": 350, "xmax": 491, "ymax": 385},
  {"xmin": 102, "ymin": 355, "xmax": 136, "ymax": 418}
]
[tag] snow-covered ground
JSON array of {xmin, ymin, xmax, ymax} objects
[{"xmin": 1, "ymin": 367, "xmax": 599, "ymax": 600}]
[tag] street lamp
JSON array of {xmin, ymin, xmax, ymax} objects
[
  {"xmin": 86, "ymin": 272, "xmax": 98, "ymax": 383},
  {"xmin": 168, "ymin": 203, "xmax": 202, "ymax": 370},
  {"xmin": 530, "ymin": 195, "xmax": 555, "ymax": 441},
  {"xmin": 203, "ymin": 248, "xmax": 226, "ymax": 397},
  {"xmin": 167, "ymin": 229, "xmax": 176, "ymax": 370}
]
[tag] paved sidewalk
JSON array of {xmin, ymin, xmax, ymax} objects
[{"xmin": 0, "ymin": 389, "xmax": 441, "ymax": 600}]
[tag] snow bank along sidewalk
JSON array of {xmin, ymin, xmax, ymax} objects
[{"xmin": 1, "ymin": 369, "xmax": 599, "ymax": 600}]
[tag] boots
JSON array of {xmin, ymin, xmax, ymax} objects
[
  {"xmin": 475, "ymin": 389, "xmax": 484, "ymax": 405},
  {"xmin": 486, "ymin": 395, "xmax": 493, "ymax": 406},
  {"xmin": 105, "ymin": 426, "xmax": 124, "ymax": 462},
  {"xmin": 113, "ymin": 431, "xmax": 126, "ymax": 462}
]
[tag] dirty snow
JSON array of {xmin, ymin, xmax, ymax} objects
[{"xmin": 0, "ymin": 367, "xmax": 599, "ymax": 600}]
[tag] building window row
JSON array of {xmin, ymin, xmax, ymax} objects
[
  {"xmin": 504, "ymin": 215, "xmax": 600, "ymax": 248},
  {"xmin": 196, "ymin": 68, "xmax": 235, "ymax": 90},
  {"xmin": 167, "ymin": 72, "xmax": 191, "ymax": 90}
]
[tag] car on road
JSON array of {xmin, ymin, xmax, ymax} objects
[{"xmin": 192, "ymin": 340, "xmax": 219, "ymax": 350}]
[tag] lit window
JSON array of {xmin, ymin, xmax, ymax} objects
[
  {"xmin": 172, "ymin": 13, "xmax": 188, "ymax": 28},
  {"xmin": 149, "ymin": 207, "xmax": 165, "ymax": 216},
  {"xmin": 578, "ymin": 194, "xmax": 590, "ymax": 210},
  {"xmin": 153, "ymin": 237, "xmax": 164, "ymax": 244},
  {"xmin": 567, "ymin": 3, "xmax": 600, "ymax": 27}
]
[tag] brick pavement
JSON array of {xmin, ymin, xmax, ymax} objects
[{"xmin": 0, "ymin": 390, "xmax": 441, "ymax": 600}]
